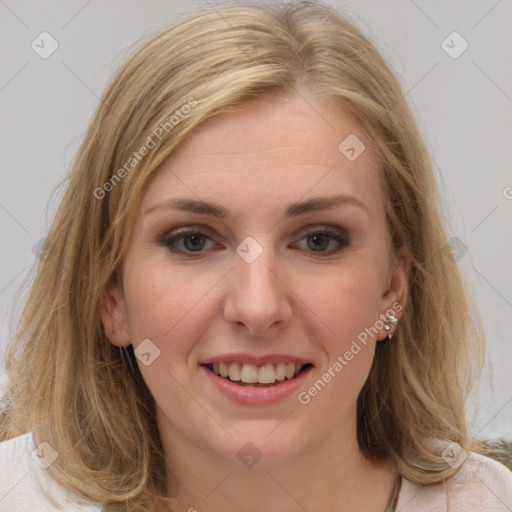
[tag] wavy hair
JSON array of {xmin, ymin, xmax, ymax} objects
[{"xmin": 0, "ymin": 1, "xmax": 496, "ymax": 509}]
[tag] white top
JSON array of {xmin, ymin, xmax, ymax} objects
[{"xmin": 1, "ymin": 432, "xmax": 512, "ymax": 511}]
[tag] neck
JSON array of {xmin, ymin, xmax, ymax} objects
[{"xmin": 157, "ymin": 404, "xmax": 398, "ymax": 512}]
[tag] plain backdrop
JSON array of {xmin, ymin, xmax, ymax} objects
[{"xmin": 1, "ymin": 0, "xmax": 511, "ymax": 439}]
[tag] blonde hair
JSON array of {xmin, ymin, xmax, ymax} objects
[{"xmin": 0, "ymin": 0, "xmax": 498, "ymax": 509}]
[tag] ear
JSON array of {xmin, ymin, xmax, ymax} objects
[
  {"xmin": 377, "ymin": 245, "xmax": 410, "ymax": 341},
  {"xmin": 100, "ymin": 284, "xmax": 131, "ymax": 347}
]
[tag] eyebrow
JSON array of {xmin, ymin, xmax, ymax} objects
[{"xmin": 144, "ymin": 194, "xmax": 369, "ymax": 219}]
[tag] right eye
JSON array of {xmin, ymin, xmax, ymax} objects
[{"xmin": 158, "ymin": 227, "xmax": 221, "ymax": 257}]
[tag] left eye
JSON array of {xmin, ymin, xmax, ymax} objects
[
  {"xmin": 158, "ymin": 226, "xmax": 350, "ymax": 257},
  {"xmin": 294, "ymin": 229, "xmax": 350, "ymax": 253}
]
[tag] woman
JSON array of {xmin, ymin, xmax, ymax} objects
[{"xmin": 1, "ymin": 1, "xmax": 511, "ymax": 511}]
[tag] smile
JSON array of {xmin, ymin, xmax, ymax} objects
[{"xmin": 205, "ymin": 362, "xmax": 313, "ymax": 387}]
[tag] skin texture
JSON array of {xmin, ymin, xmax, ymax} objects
[{"xmin": 101, "ymin": 91, "xmax": 409, "ymax": 511}]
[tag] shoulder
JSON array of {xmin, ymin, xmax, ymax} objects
[
  {"xmin": 0, "ymin": 432, "xmax": 101, "ymax": 511},
  {"xmin": 396, "ymin": 450, "xmax": 512, "ymax": 511}
]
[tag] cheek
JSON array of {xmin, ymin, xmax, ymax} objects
[
  {"xmin": 124, "ymin": 258, "xmax": 214, "ymax": 338},
  {"xmin": 121, "ymin": 260, "xmax": 222, "ymax": 390},
  {"xmin": 299, "ymin": 262, "xmax": 384, "ymax": 346},
  {"xmin": 123, "ymin": 262, "xmax": 215, "ymax": 409},
  {"xmin": 297, "ymin": 275, "xmax": 379, "ymax": 414},
  {"xmin": 294, "ymin": 260, "xmax": 384, "ymax": 403}
]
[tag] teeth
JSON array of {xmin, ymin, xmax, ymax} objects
[
  {"xmin": 258, "ymin": 364, "xmax": 276, "ymax": 384},
  {"xmin": 275, "ymin": 362, "xmax": 286, "ymax": 381},
  {"xmin": 228, "ymin": 362, "xmax": 241, "ymax": 381},
  {"xmin": 219, "ymin": 362, "xmax": 229, "ymax": 378},
  {"xmin": 209, "ymin": 362, "xmax": 306, "ymax": 384},
  {"xmin": 240, "ymin": 363, "xmax": 258, "ymax": 383}
]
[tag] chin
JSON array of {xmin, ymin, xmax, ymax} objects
[{"xmin": 202, "ymin": 423, "xmax": 309, "ymax": 469}]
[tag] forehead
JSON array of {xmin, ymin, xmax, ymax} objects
[{"xmin": 141, "ymin": 92, "xmax": 383, "ymax": 220}]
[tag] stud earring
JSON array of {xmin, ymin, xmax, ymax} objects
[{"xmin": 383, "ymin": 315, "xmax": 398, "ymax": 339}]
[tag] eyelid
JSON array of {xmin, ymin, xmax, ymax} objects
[
  {"xmin": 158, "ymin": 223, "xmax": 219, "ymax": 241},
  {"xmin": 295, "ymin": 223, "xmax": 349, "ymax": 238}
]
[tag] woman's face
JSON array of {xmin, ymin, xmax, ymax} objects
[{"xmin": 101, "ymin": 91, "xmax": 408, "ymax": 468}]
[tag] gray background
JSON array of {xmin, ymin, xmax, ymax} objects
[{"xmin": 1, "ymin": 0, "xmax": 511, "ymax": 439}]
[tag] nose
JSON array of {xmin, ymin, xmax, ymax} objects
[{"xmin": 223, "ymin": 240, "xmax": 293, "ymax": 337}]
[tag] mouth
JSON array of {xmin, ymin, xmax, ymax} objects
[{"xmin": 202, "ymin": 362, "xmax": 314, "ymax": 388}]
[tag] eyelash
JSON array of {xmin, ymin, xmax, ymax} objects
[{"xmin": 157, "ymin": 224, "xmax": 350, "ymax": 258}]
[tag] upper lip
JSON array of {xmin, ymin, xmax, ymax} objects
[{"xmin": 200, "ymin": 353, "xmax": 313, "ymax": 366}]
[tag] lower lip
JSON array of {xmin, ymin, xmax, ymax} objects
[{"xmin": 200, "ymin": 365, "xmax": 313, "ymax": 405}]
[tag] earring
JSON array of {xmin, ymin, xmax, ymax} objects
[{"xmin": 383, "ymin": 315, "xmax": 398, "ymax": 339}]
